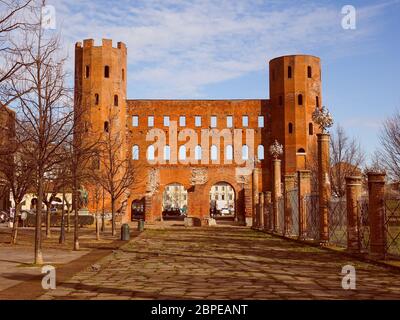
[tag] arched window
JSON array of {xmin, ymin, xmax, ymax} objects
[
  {"xmin": 210, "ymin": 145, "xmax": 218, "ymax": 161},
  {"xmin": 225, "ymin": 145, "xmax": 233, "ymax": 161},
  {"xmin": 298, "ymin": 94, "xmax": 303, "ymax": 105},
  {"xmin": 242, "ymin": 145, "xmax": 249, "ymax": 160},
  {"xmin": 85, "ymin": 65, "xmax": 90, "ymax": 78},
  {"xmin": 132, "ymin": 145, "xmax": 139, "ymax": 160},
  {"xmin": 104, "ymin": 121, "xmax": 109, "ymax": 132},
  {"xmin": 195, "ymin": 145, "xmax": 202, "ymax": 160},
  {"xmin": 307, "ymin": 66, "xmax": 312, "ymax": 78},
  {"xmin": 297, "ymin": 148, "xmax": 306, "ymax": 154},
  {"xmin": 316, "ymin": 96, "xmax": 319, "ymax": 108},
  {"xmin": 288, "ymin": 66, "xmax": 292, "ymax": 79},
  {"xmin": 288, "ymin": 123, "xmax": 293, "ymax": 134},
  {"xmin": 257, "ymin": 145, "xmax": 265, "ymax": 160},
  {"xmin": 114, "ymin": 95, "xmax": 118, "ymax": 106},
  {"xmin": 95, "ymin": 94, "xmax": 99, "ymax": 105},
  {"xmin": 309, "ymin": 123, "xmax": 314, "ymax": 135},
  {"xmin": 164, "ymin": 145, "xmax": 170, "ymax": 161},
  {"xmin": 104, "ymin": 65, "xmax": 110, "ymax": 78},
  {"xmin": 122, "ymin": 69, "xmax": 125, "ymax": 81},
  {"xmin": 147, "ymin": 145, "xmax": 155, "ymax": 161},
  {"xmin": 179, "ymin": 145, "xmax": 186, "ymax": 161}
]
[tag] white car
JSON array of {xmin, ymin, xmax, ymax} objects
[{"xmin": 220, "ymin": 208, "xmax": 230, "ymax": 215}]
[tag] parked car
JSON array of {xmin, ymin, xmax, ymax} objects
[
  {"xmin": 162, "ymin": 208, "xmax": 182, "ymax": 217},
  {"xmin": 220, "ymin": 208, "xmax": 230, "ymax": 216},
  {"xmin": 0, "ymin": 211, "xmax": 10, "ymax": 223}
]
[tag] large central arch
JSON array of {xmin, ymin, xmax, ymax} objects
[
  {"xmin": 209, "ymin": 182, "xmax": 236, "ymax": 220},
  {"xmin": 162, "ymin": 183, "xmax": 188, "ymax": 220}
]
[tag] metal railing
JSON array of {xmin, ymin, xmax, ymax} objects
[
  {"xmin": 384, "ymin": 196, "xmax": 400, "ymax": 259},
  {"xmin": 287, "ymin": 189, "xmax": 299, "ymax": 237},
  {"xmin": 305, "ymin": 194, "xmax": 319, "ymax": 241},
  {"xmin": 358, "ymin": 197, "xmax": 370, "ymax": 253},
  {"xmin": 329, "ymin": 197, "xmax": 347, "ymax": 247}
]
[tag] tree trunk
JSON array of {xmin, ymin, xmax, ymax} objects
[
  {"xmin": 66, "ymin": 203, "xmax": 71, "ymax": 233},
  {"xmin": 111, "ymin": 198, "xmax": 116, "ymax": 236},
  {"xmin": 11, "ymin": 204, "xmax": 20, "ymax": 245},
  {"xmin": 101, "ymin": 188, "xmax": 105, "ymax": 232},
  {"xmin": 95, "ymin": 196, "xmax": 100, "ymax": 241},
  {"xmin": 35, "ymin": 177, "xmax": 44, "ymax": 265},
  {"xmin": 46, "ymin": 202, "xmax": 51, "ymax": 239},
  {"xmin": 59, "ymin": 187, "xmax": 66, "ymax": 244},
  {"xmin": 73, "ymin": 176, "xmax": 79, "ymax": 251}
]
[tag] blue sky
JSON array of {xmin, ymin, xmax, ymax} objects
[{"xmin": 50, "ymin": 0, "xmax": 400, "ymax": 158}]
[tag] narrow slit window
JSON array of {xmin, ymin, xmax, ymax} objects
[
  {"xmin": 104, "ymin": 121, "xmax": 109, "ymax": 132},
  {"xmin": 309, "ymin": 123, "xmax": 314, "ymax": 135},
  {"xmin": 114, "ymin": 95, "xmax": 118, "ymax": 106},
  {"xmin": 104, "ymin": 65, "xmax": 110, "ymax": 78},
  {"xmin": 95, "ymin": 94, "xmax": 99, "ymax": 105},
  {"xmin": 289, "ymin": 123, "xmax": 293, "ymax": 134},
  {"xmin": 288, "ymin": 66, "xmax": 292, "ymax": 79},
  {"xmin": 307, "ymin": 66, "xmax": 312, "ymax": 78},
  {"xmin": 85, "ymin": 65, "xmax": 90, "ymax": 78},
  {"xmin": 298, "ymin": 94, "xmax": 303, "ymax": 106}
]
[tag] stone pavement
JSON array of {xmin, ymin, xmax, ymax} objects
[{"xmin": 39, "ymin": 226, "xmax": 400, "ymax": 300}]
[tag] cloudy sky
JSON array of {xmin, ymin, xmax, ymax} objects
[{"xmin": 49, "ymin": 0, "xmax": 400, "ymax": 158}]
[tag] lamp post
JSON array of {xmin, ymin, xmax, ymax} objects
[
  {"xmin": 270, "ymin": 140, "xmax": 283, "ymax": 233},
  {"xmin": 312, "ymin": 106, "xmax": 333, "ymax": 244}
]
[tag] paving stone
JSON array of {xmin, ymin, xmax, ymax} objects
[{"xmin": 38, "ymin": 227, "xmax": 400, "ymax": 300}]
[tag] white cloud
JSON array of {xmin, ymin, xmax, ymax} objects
[{"xmin": 48, "ymin": 0, "xmax": 396, "ymax": 98}]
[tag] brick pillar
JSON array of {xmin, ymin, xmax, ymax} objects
[
  {"xmin": 144, "ymin": 194, "xmax": 153, "ymax": 222},
  {"xmin": 265, "ymin": 191, "xmax": 272, "ymax": 231},
  {"xmin": 272, "ymin": 159, "xmax": 282, "ymax": 233},
  {"xmin": 283, "ymin": 174, "xmax": 296, "ymax": 236},
  {"xmin": 252, "ymin": 169, "xmax": 260, "ymax": 228},
  {"xmin": 259, "ymin": 192, "xmax": 264, "ymax": 230},
  {"xmin": 318, "ymin": 133, "xmax": 331, "ymax": 244},
  {"xmin": 298, "ymin": 170, "xmax": 311, "ymax": 240},
  {"xmin": 244, "ymin": 184, "xmax": 253, "ymax": 227},
  {"xmin": 367, "ymin": 172, "xmax": 386, "ymax": 259},
  {"xmin": 345, "ymin": 176, "xmax": 362, "ymax": 253}
]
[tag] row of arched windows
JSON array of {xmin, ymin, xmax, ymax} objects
[
  {"xmin": 287, "ymin": 122, "xmax": 314, "ymax": 135},
  {"xmin": 95, "ymin": 94, "xmax": 119, "ymax": 106},
  {"xmin": 132, "ymin": 145, "xmax": 266, "ymax": 161},
  {"xmin": 287, "ymin": 65, "xmax": 313, "ymax": 79},
  {"xmin": 278, "ymin": 95, "xmax": 319, "ymax": 107},
  {"xmin": 84, "ymin": 65, "xmax": 125, "ymax": 81}
]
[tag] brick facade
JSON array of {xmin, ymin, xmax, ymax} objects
[{"xmin": 75, "ymin": 39, "xmax": 321, "ymax": 225}]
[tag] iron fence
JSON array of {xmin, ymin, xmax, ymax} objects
[
  {"xmin": 277, "ymin": 196, "xmax": 285, "ymax": 235},
  {"xmin": 329, "ymin": 197, "xmax": 347, "ymax": 247},
  {"xmin": 305, "ymin": 194, "xmax": 319, "ymax": 241},
  {"xmin": 384, "ymin": 196, "xmax": 400, "ymax": 259},
  {"xmin": 287, "ymin": 189, "xmax": 299, "ymax": 237},
  {"xmin": 358, "ymin": 197, "xmax": 370, "ymax": 253}
]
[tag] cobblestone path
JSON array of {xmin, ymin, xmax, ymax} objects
[{"xmin": 39, "ymin": 227, "xmax": 400, "ymax": 300}]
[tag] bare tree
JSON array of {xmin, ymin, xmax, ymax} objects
[
  {"xmin": 379, "ymin": 110, "xmax": 400, "ymax": 182},
  {"xmin": 330, "ymin": 125, "xmax": 365, "ymax": 197},
  {"xmin": 0, "ymin": 0, "xmax": 32, "ymax": 86},
  {"xmin": 92, "ymin": 109, "xmax": 137, "ymax": 236},
  {"xmin": 6, "ymin": 2, "xmax": 74, "ymax": 264},
  {"xmin": 0, "ymin": 126, "xmax": 34, "ymax": 244}
]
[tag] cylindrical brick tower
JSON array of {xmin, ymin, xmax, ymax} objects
[
  {"xmin": 269, "ymin": 55, "xmax": 321, "ymax": 175},
  {"xmin": 74, "ymin": 39, "xmax": 128, "ymax": 212}
]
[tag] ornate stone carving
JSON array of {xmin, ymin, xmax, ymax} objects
[
  {"xmin": 235, "ymin": 167, "xmax": 251, "ymax": 185},
  {"xmin": 146, "ymin": 168, "xmax": 160, "ymax": 195},
  {"xmin": 312, "ymin": 105, "xmax": 333, "ymax": 133},
  {"xmin": 269, "ymin": 140, "xmax": 283, "ymax": 159},
  {"xmin": 190, "ymin": 167, "xmax": 208, "ymax": 185}
]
